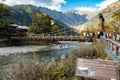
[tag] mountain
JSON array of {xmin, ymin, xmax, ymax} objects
[
  {"xmin": 65, "ymin": 11, "xmax": 87, "ymax": 25},
  {"xmin": 5, "ymin": 5, "xmax": 33, "ymax": 26},
  {"xmin": 74, "ymin": 1, "xmax": 120, "ymax": 33},
  {"xmin": 65, "ymin": 10, "xmax": 99, "ymax": 20},
  {"xmin": 40, "ymin": 7, "xmax": 87, "ymax": 26},
  {"xmin": 4, "ymin": 5, "xmax": 77, "ymax": 35},
  {"xmin": 5, "ymin": 5, "xmax": 88, "ymax": 27},
  {"xmin": 101, "ymin": 1, "xmax": 120, "ymax": 14}
]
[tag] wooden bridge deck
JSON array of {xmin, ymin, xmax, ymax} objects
[
  {"xmin": 100, "ymin": 37, "xmax": 120, "ymax": 63},
  {"xmin": 10, "ymin": 36, "xmax": 89, "ymax": 42}
]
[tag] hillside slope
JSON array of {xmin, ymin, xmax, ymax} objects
[
  {"xmin": 40, "ymin": 7, "xmax": 87, "ymax": 26},
  {"xmin": 4, "ymin": 5, "xmax": 77, "ymax": 35},
  {"xmin": 75, "ymin": 1, "xmax": 120, "ymax": 33}
]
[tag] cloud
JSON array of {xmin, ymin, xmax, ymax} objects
[
  {"xmin": 0, "ymin": 0, "xmax": 118, "ymax": 11},
  {"xmin": 76, "ymin": 0, "xmax": 118, "ymax": 11},
  {"xmin": 76, "ymin": 7, "xmax": 97, "ymax": 12},
  {"xmin": 1, "ymin": 0, "xmax": 66, "ymax": 11},
  {"xmin": 96, "ymin": 0, "xmax": 118, "ymax": 10},
  {"xmin": 1, "ymin": 0, "xmax": 34, "ymax": 6}
]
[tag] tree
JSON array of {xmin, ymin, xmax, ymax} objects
[
  {"xmin": 28, "ymin": 12, "xmax": 58, "ymax": 35},
  {"xmin": 105, "ymin": 11, "xmax": 120, "ymax": 40},
  {"xmin": 0, "ymin": 3, "xmax": 11, "ymax": 39},
  {"xmin": 0, "ymin": 3, "xmax": 10, "ymax": 27},
  {"xmin": 112, "ymin": 11, "xmax": 120, "ymax": 32},
  {"xmin": 105, "ymin": 21, "xmax": 115, "ymax": 32}
]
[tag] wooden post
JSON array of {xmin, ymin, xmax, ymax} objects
[
  {"xmin": 104, "ymin": 39, "xmax": 106, "ymax": 45},
  {"xmin": 109, "ymin": 41, "xmax": 111, "ymax": 48},
  {"xmin": 78, "ymin": 77, "xmax": 84, "ymax": 80},
  {"xmin": 106, "ymin": 40, "xmax": 107, "ymax": 46},
  {"xmin": 108, "ymin": 41, "xmax": 110, "ymax": 48},
  {"xmin": 112, "ymin": 43, "xmax": 114, "ymax": 51},
  {"xmin": 107, "ymin": 40, "xmax": 109, "ymax": 47},
  {"xmin": 116, "ymin": 46, "xmax": 119, "ymax": 55},
  {"xmin": 103, "ymin": 39, "xmax": 105, "ymax": 45}
]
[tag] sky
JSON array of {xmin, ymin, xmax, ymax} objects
[{"xmin": 0, "ymin": 0, "xmax": 118, "ymax": 12}]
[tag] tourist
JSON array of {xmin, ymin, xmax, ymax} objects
[
  {"xmin": 83, "ymin": 31, "xmax": 87, "ymax": 39},
  {"xmin": 92, "ymin": 32, "xmax": 95, "ymax": 37},
  {"xmin": 103, "ymin": 32, "xmax": 107, "ymax": 38},
  {"xmin": 97, "ymin": 31, "xmax": 104, "ymax": 39}
]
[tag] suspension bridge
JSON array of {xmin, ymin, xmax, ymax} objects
[{"xmin": 10, "ymin": 27, "xmax": 94, "ymax": 42}]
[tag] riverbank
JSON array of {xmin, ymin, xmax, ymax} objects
[
  {"xmin": 0, "ymin": 45, "xmax": 47, "ymax": 56},
  {"xmin": 0, "ymin": 39, "xmax": 59, "ymax": 48},
  {"xmin": 0, "ymin": 41, "xmax": 90, "ymax": 56}
]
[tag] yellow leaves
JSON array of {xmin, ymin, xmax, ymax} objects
[
  {"xmin": 0, "ymin": 3, "xmax": 4, "ymax": 9},
  {"xmin": 29, "ymin": 12, "xmax": 58, "ymax": 34},
  {"xmin": 51, "ymin": 25, "xmax": 58, "ymax": 31},
  {"xmin": 105, "ymin": 11, "xmax": 120, "ymax": 32},
  {"xmin": 105, "ymin": 56, "xmax": 111, "ymax": 60},
  {"xmin": 112, "ymin": 11, "xmax": 120, "ymax": 18},
  {"xmin": 105, "ymin": 21, "xmax": 114, "ymax": 32}
]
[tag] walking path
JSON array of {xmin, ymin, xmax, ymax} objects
[
  {"xmin": 98, "ymin": 38, "xmax": 120, "ymax": 63},
  {"xmin": 105, "ymin": 47, "xmax": 119, "ymax": 62}
]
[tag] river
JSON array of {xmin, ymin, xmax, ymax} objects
[{"xmin": 0, "ymin": 41, "xmax": 91, "ymax": 67}]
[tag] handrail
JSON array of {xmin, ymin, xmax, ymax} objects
[
  {"xmin": 100, "ymin": 37, "xmax": 120, "ymax": 55},
  {"xmin": 10, "ymin": 36, "xmax": 85, "ymax": 42}
]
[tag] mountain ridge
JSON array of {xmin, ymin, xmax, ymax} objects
[
  {"xmin": 74, "ymin": 1, "xmax": 120, "ymax": 33},
  {"xmin": 3, "ymin": 4, "xmax": 77, "ymax": 35},
  {"xmin": 4, "ymin": 4, "xmax": 88, "ymax": 27},
  {"xmin": 39, "ymin": 7, "xmax": 88, "ymax": 26}
]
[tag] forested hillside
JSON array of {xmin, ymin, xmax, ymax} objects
[{"xmin": 0, "ymin": 4, "xmax": 77, "ymax": 36}]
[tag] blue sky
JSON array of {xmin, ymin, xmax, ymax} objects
[
  {"xmin": 61, "ymin": 0, "xmax": 103, "ymax": 11},
  {"xmin": 1, "ymin": 0, "xmax": 118, "ymax": 12}
]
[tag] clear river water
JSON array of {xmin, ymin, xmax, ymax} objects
[{"xmin": 0, "ymin": 41, "xmax": 91, "ymax": 67}]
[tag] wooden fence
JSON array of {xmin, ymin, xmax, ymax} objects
[{"xmin": 100, "ymin": 37, "xmax": 120, "ymax": 55}]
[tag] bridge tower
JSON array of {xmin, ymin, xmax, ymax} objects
[{"xmin": 98, "ymin": 13, "xmax": 105, "ymax": 32}]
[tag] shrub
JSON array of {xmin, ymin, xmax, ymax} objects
[
  {"xmin": 68, "ymin": 42, "xmax": 107, "ymax": 64},
  {"xmin": 105, "ymin": 55, "xmax": 111, "ymax": 60}
]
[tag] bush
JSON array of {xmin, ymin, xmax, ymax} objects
[
  {"xmin": 69, "ymin": 42, "xmax": 107, "ymax": 63},
  {"xmin": 105, "ymin": 55, "xmax": 111, "ymax": 60}
]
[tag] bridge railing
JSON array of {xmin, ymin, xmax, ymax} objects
[
  {"xmin": 100, "ymin": 37, "xmax": 120, "ymax": 55},
  {"xmin": 11, "ymin": 36, "xmax": 85, "ymax": 41}
]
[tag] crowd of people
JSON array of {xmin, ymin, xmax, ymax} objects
[
  {"xmin": 83, "ymin": 31, "xmax": 120, "ymax": 41},
  {"xmin": 83, "ymin": 31, "xmax": 95, "ymax": 38},
  {"xmin": 97, "ymin": 31, "xmax": 112, "ymax": 39}
]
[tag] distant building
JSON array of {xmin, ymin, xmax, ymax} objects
[
  {"xmin": 18, "ymin": 26, "xmax": 28, "ymax": 36},
  {"xmin": 10, "ymin": 24, "xmax": 28, "ymax": 30},
  {"xmin": 9, "ymin": 24, "xmax": 28, "ymax": 37}
]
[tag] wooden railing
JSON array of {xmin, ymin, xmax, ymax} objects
[
  {"xmin": 10, "ymin": 36, "xmax": 86, "ymax": 42},
  {"xmin": 100, "ymin": 37, "xmax": 120, "ymax": 55}
]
